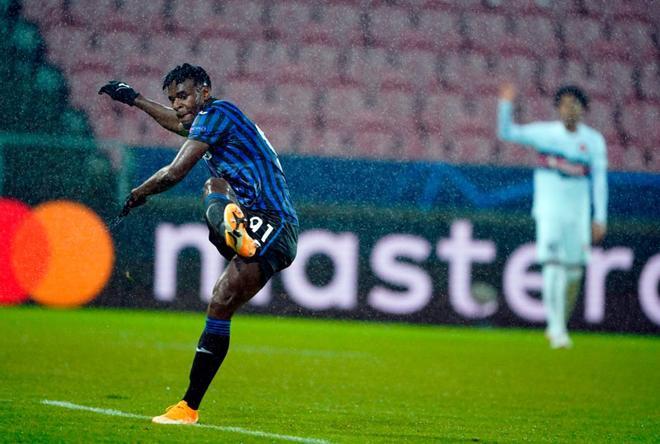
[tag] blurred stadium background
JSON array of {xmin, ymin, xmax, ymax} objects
[
  {"xmin": 1, "ymin": 0, "xmax": 659, "ymax": 441},
  {"xmin": 13, "ymin": 0, "xmax": 660, "ymax": 167},
  {"xmin": 1, "ymin": 0, "xmax": 659, "ymax": 331}
]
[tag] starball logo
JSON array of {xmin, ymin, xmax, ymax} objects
[{"xmin": 0, "ymin": 199, "xmax": 114, "ymax": 307}]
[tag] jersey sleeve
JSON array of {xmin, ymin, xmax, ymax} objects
[
  {"xmin": 497, "ymin": 100, "xmax": 548, "ymax": 150},
  {"xmin": 188, "ymin": 107, "xmax": 230, "ymax": 146},
  {"xmin": 591, "ymin": 133, "xmax": 608, "ymax": 225}
]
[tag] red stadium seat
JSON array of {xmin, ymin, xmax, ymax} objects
[
  {"xmin": 65, "ymin": 0, "xmax": 139, "ymax": 32},
  {"xmin": 457, "ymin": 52, "xmax": 505, "ymax": 95},
  {"xmin": 563, "ymin": 16, "xmax": 603, "ymax": 60},
  {"xmin": 588, "ymin": 60, "xmax": 633, "ymax": 104},
  {"xmin": 640, "ymin": 61, "xmax": 660, "ymax": 101},
  {"xmin": 323, "ymin": 83, "xmax": 363, "ymax": 130},
  {"xmin": 466, "ymin": 13, "xmax": 528, "ymax": 56},
  {"xmin": 370, "ymin": 4, "xmax": 410, "ymax": 49},
  {"xmin": 498, "ymin": 54, "xmax": 538, "ymax": 86},
  {"xmin": 322, "ymin": 4, "xmax": 362, "ymax": 47},
  {"xmin": 221, "ymin": 0, "xmax": 263, "ymax": 32},
  {"xmin": 168, "ymin": 0, "xmax": 241, "ymax": 38},
  {"xmin": 541, "ymin": 59, "xmax": 608, "ymax": 101},
  {"xmin": 223, "ymin": 77, "xmax": 266, "ymax": 113},
  {"xmin": 611, "ymin": 20, "xmax": 657, "ymax": 63},
  {"xmin": 433, "ymin": 52, "xmax": 463, "ymax": 92},
  {"xmin": 585, "ymin": 99, "xmax": 615, "ymax": 137},
  {"xmin": 621, "ymin": 101, "xmax": 660, "ymax": 147},
  {"xmin": 454, "ymin": 135, "xmax": 495, "ymax": 165},
  {"xmin": 269, "ymin": 1, "xmax": 310, "ymax": 42},
  {"xmin": 236, "ymin": 40, "xmax": 286, "ymax": 81},
  {"xmin": 520, "ymin": 94, "xmax": 555, "ymax": 123},
  {"xmin": 515, "ymin": 15, "xmax": 559, "ymax": 57},
  {"xmin": 274, "ymin": 83, "xmax": 316, "ymax": 122},
  {"xmin": 497, "ymin": 0, "xmax": 554, "ymax": 17},
  {"xmin": 425, "ymin": 131, "xmax": 452, "ymax": 163},
  {"xmin": 399, "ymin": 49, "xmax": 438, "ymax": 89},
  {"xmin": 400, "ymin": 126, "xmax": 427, "ymax": 160},
  {"xmin": 137, "ymin": 34, "xmax": 194, "ymax": 76},
  {"xmin": 313, "ymin": 127, "xmax": 348, "ymax": 157},
  {"xmin": 299, "ymin": 42, "xmax": 338, "ymax": 85},
  {"xmin": 417, "ymin": 8, "xmax": 462, "ymax": 53},
  {"xmin": 190, "ymin": 36, "xmax": 239, "ymax": 78},
  {"xmin": 421, "ymin": 92, "xmax": 464, "ymax": 135},
  {"xmin": 353, "ymin": 127, "xmax": 400, "ymax": 159},
  {"xmin": 42, "ymin": 26, "xmax": 91, "ymax": 69},
  {"xmin": 607, "ymin": 144, "xmax": 625, "ymax": 170},
  {"xmin": 622, "ymin": 145, "xmax": 646, "ymax": 171},
  {"xmin": 96, "ymin": 31, "xmax": 145, "ymax": 76}
]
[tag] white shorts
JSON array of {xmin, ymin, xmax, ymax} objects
[{"xmin": 535, "ymin": 214, "xmax": 591, "ymax": 266}]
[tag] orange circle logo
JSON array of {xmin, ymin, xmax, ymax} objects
[{"xmin": 0, "ymin": 199, "xmax": 114, "ymax": 307}]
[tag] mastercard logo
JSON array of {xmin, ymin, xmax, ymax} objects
[{"xmin": 0, "ymin": 199, "xmax": 114, "ymax": 307}]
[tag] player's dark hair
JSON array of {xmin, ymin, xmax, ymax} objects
[
  {"xmin": 162, "ymin": 63, "xmax": 211, "ymax": 90},
  {"xmin": 554, "ymin": 85, "xmax": 589, "ymax": 110}
]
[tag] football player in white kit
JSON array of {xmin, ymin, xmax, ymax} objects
[{"xmin": 497, "ymin": 84, "xmax": 608, "ymax": 349}]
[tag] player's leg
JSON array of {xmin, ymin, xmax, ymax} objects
[
  {"xmin": 565, "ymin": 266, "xmax": 584, "ymax": 318},
  {"xmin": 558, "ymin": 213, "xmax": 589, "ymax": 345},
  {"xmin": 203, "ymin": 177, "xmax": 258, "ymax": 258},
  {"xmin": 542, "ymin": 261, "xmax": 567, "ymax": 340},
  {"xmin": 171, "ymin": 218, "xmax": 296, "ymax": 421},
  {"xmin": 538, "ymin": 215, "xmax": 573, "ymax": 348},
  {"xmin": 537, "ymin": 216, "xmax": 563, "ymax": 341},
  {"xmin": 549, "ymin": 262, "xmax": 569, "ymax": 348},
  {"xmin": 153, "ymin": 256, "xmax": 269, "ymax": 424},
  {"xmin": 183, "ymin": 257, "xmax": 265, "ymax": 407}
]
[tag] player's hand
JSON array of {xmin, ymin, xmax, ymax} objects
[
  {"xmin": 119, "ymin": 190, "xmax": 147, "ymax": 217},
  {"xmin": 591, "ymin": 222, "xmax": 606, "ymax": 245},
  {"xmin": 499, "ymin": 83, "xmax": 517, "ymax": 101},
  {"xmin": 98, "ymin": 80, "xmax": 139, "ymax": 106}
]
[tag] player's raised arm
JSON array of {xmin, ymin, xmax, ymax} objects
[
  {"xmin": 497, "ymin": 83, "xmax": 546, "ymax": 148},
  {"xmin": 98, "ymin": 80, "xmax": 188, "ymax": 137},
  {"xmin": 134, "ymin": 95, "xmax": 189, "ymax": 136}
]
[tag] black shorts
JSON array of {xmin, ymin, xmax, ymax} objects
[{"xmin": 205, "ymin": 201, "xmax": 298, "ymax": 283}]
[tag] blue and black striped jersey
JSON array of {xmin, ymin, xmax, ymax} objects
[{"xmin": 188, "ymin": 99, "xmax": 298, "ymax": 225}]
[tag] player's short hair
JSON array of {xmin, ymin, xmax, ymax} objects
[
  {"xmin": 554, "ymin": 85, "xmax": 589, "ymax": 110},
  {"xmin": 162, "ymin": 63, "xmax": 212, "ymax": 90}
]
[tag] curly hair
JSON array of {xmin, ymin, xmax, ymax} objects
[
  {"xmin": 554, "ymin": 85, "xmax": 589, "ymax": 110},
  {"xmin": 162, "ymin": 63, "xmax": 211, "ymax": 90}
]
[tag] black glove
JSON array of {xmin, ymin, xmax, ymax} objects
[
  {"xmin": 98, "ymin": 80, "xmax": 139, "ymax": 106},
  {"xmin": 119, "ymin": 192, "xmax": 147, "ymax": 217}
]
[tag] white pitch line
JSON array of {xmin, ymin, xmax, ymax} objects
[{"xmin": 41, "ymin": 400, "xmax": 330, "ymax": 444}]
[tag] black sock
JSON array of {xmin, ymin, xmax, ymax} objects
[{"xmin": 182, "ymin": 318, "xmax": 230, "ymax": 410}]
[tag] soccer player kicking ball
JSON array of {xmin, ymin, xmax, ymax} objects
[
  {"xmin": 497, "ymin": 83, "xmax": 608, "ymax": 349},
  {"xmin": 99, "ymin": 64, "xmax": 298, "ymax": 423}
]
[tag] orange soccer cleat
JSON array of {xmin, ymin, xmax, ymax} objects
[
  {"xmin": 223, "ymin": 203, "xmax": 258, "ymax": 257},
  {"xmin": 151, "ymin": 401, "xmax": 199, "ymax": 425}
]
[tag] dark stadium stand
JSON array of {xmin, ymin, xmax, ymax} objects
[
  {"xmin": 0, "ymin": 0, "xmax": 92, "ymax": 139},
  {"xmin": 19, "ymin": 0, "xmax": 660, "ymax": 170}
]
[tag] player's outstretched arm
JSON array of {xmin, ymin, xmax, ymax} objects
[
  {"xmin": 99, "ymin": 80, "xmax": 188, "ymax": 137},
  {"xmin": 134, "ymin": 95, "xmax": 189, "ymax": 137},
  {"xmin": 497, "ymin": 83, "xmax": 545, "ymax": 149},
  {"xmin": 120, "ymin": 139, "xmax": 209, "ymax": 215}
]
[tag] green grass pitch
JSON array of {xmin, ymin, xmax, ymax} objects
[{"xmin": 1, "ymin": 306, "xmax": 658, "ymax": 443}]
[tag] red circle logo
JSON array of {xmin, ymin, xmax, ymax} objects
[{"xmin": 0, "ymin": 199, "xmax": 114, "ymax": 307}]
